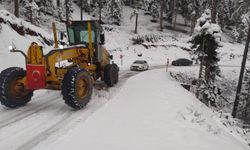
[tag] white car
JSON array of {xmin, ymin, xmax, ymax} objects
[{"xmin": 130, "ymin": 60, "xmax": 149, "ymax": 71}]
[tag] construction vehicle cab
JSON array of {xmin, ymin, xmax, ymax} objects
[
  {"xmin": 0, "ymin": 20, "xmax": 119, "ymax": 110},
  {"xmin": 66, "ymin": 21, "xmax": 106, "ymax": 64}
]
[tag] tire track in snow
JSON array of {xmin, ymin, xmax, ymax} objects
[
  {"xmin": 16, "ymin": 107, "xmax": 74, "ymax": 150},
  {"xmin": 0, "ymin": 94, "xmax": 61, "ymax": 129},
  {"xmin": 15, "ymin": 70, "xmax": 142, "ymax": 150}
]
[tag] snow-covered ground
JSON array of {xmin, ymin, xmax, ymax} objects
[
  {"xmin": 32, "ymin": 69, "xmax": 249, "ymax": 150},
  {"xmin": 0, "ymin": 3, "xmax": 250, "ymax": 150}
]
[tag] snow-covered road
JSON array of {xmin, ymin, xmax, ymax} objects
[
  {"xmin": 34, "ymin": 68, "xmax": 249, "ymax": 150},
  {"xmin": 0, "ymin": 70, "xmax": 141, "ymax": 150},
  {"xmin": 0, "ymin": 65, "xmax": 249, "ymax": 150}
]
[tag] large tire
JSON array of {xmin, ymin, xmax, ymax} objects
[
  {"xmin": 112, "ymin": 64, "xmax": 119, "ymax": 84},
  {"xmin": 61, "ymin": 68, "xmax": 93, "ymax": 109},
  {"xmin": 104, "ymin": 64, "xmax": 115, "ymax": 87},
  {"xmin": 0, "ymin": 67, "xmax": 33, "ymax": 108}
]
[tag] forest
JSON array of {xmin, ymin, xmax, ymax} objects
[{"xmin": 0, "ymin": 0, "xmax": 249, "ymax": 43}]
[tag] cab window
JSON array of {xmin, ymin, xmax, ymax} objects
[{"xmin": 80, "ymin": 30, "xmax": 95, "ymax": 43}]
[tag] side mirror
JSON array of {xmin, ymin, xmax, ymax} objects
[
  {"xmin": 60, "ymin": 32, "xmax": 64, "ymax": 41},
  {"xmin": 58, "ymin": 31, "xmax": 64, "ymax": 41},
  {"xmin": 100, "ymin": 33, "xmax": 105, "ymax": 45}
]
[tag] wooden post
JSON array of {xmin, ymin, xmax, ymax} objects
[{"xmin": 232, "ymin": 26, "xmax": 250, "ymax": 118}]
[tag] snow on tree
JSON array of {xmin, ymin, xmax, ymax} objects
[
  {"xmin": 106, "ymin": 0, "xmax": 123, "ymax": 25},
  {"xmin": 178, "ymin": 0, "xmax": 192, "ymax": 25},
  {"xmin": 148, "ymin": 0, "xmax": 159, "ymax": 21},
  {"xmin": 20, "ymin": 0, "xmax": 41, "ymax": 25},
  {"xmin": 37, "ymin": 0, "xmax": 54, "ymax": 16},
  {"xmin": 190, "ymin": 9, "xmax": 222, "ymax": 106},
  {"xmin": 231, "ymin": 0, "xmax": 250, "ymax": 43},
  {"xmin": 189, "ymin": 0, "xmax": 210, "ymax": 35},
  {"xmin": 91, "ymin": 0, "xmax": 122, "ymax": 25},
  {"xmin": 64, "ymin": 0, "xmax": 74, "ymax": 21},
  {"xmin": 232, "ymin": 12, "xmax": 250, "ymax": 43}
]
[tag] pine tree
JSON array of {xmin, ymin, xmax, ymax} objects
[
  {"xmin": 38, "ymin": 0, "xmax": 55, "ymax": 15},
  {"xmin": 190, "ymin": 0, "xmax": 209, "ymax": 35},
  {"xmin": 20, "ymin": 0, "xmax": 40, "ymax": 25},
  {"xmin": 231, "ymin": 0, "xmax": 250, "ymax": 43},
  {"xmin": 64, "ymin": 0, "xmax": 74, "ymax": 21},
  {"xmin": 148, "ymin": 0, "xmax": 159, "ymax": 21},
  {"xmin": 190, "ymin": 9, "xmax": 222, "ymax": 106},
  {"xmin": 106, "ymin": 0, "xmax": 122, "ymax": 25},
  {"xmin": 178, "ymin": 0, "xmax": 192, "ymax": 25}
]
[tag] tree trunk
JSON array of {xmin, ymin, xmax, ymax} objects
[
  {"xmin": 211, "ymin": 0, "xmax": 217, "ymax": 23},
  {"xmin": 135, "ymin": 12, "xmax": 138, "ymax": 34},
  {"xmin": 173, "ymin": 0, "xmax": 177, "ymax": 30},
  {"xmin": 232, "ymin": 26, "xmax": 250, "ymax": 118},
  {"xmin": 57, "ymin": 0, "xmax": 60, "ymax": 7},
  {"xmin": 99, "ymin": 0, "xmax": 102, "ymax": 22},
  {"xmin": 80, "ymin": 0, "xmax": 83, "ymax": 20},
  {"xmin": 160, "ymin": 0, "xmax": 166, "ymax": 32},
  {"xmin": 111, "ymin": 0, "xmax": 114, "ymax": 23},
  {"xmin": 172, "ymin": 0, "xmax": 175, "ymax": 26},
  {"xmin": 14, "ymin": 0, "xmax": 19, "ymax": 18},
  {"xmin": 65, "ymin": 0, "xmax": 69, "ymax": 22},
  {"xmin": 220, "ymin": 0, "xmax": 225, "ymax": 30},
  {"xmin": 30, "ymin": 7, "xmax": 33, "ymax": 24},
  {"xmin": 190, "ymin": 14, "xmax": 196, "ymax": 36}
]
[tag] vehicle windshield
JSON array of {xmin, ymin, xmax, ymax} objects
[
  {"xmin": 67, "ymin": 25, "xmax": 95, "ymax": 46},
  {"xmin": 134, "ymin": 60, "xmax": 145, "ymax": 64}
]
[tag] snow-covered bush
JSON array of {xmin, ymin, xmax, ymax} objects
[{"xmin": 131, "ymin": 34, "xmax": 163, "ymax": 45}]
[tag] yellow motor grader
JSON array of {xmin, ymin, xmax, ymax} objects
[{"xmin": 0, "ymin": 20, "xmax": 119, "ymax": 109}]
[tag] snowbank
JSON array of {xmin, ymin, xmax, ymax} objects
[{"xmin": 0, "ymin": 9, "xmax": 54, "ymax": 70}]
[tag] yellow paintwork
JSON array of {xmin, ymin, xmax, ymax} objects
[
  {"xmin": 52, "ymin": 22, "xmax": 59, "ymax": 48},
  {"xmin": 14, "ymin": 21, "xmax": 111, "ymax": 90},
  {"xmin": 27, "ymin": 42, "xmax": 43, "ymax": 64}
]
